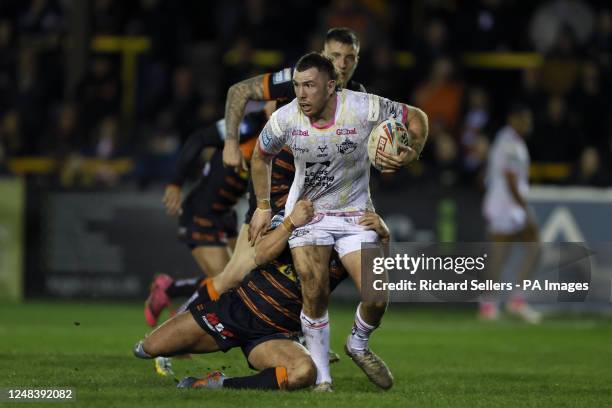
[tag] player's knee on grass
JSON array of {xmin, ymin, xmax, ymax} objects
[
  {"xmin": 287, "ymin": 358, "xmax": 317, "ymax": 390},
  {"xmin": 141, "ymin": 336, "xmax": 161, "ymax": 358}
]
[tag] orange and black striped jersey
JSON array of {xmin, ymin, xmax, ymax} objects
[
  {"xmin": 235, "ymin": 247, "xmax": 347, "ymax": 334},
  {"xmin": 178, "ymin": 111, "xmax": 268, "ymax": 215},
  {"xmin": 184, "ymin": 150, "xmax": 249, "ymax": 215},
  {"xmin": 269, "ymin": 146, "xmax": 294, "ymax": 211},
  {"xmin": 172, "ymin": 111, "xmax": 266, "ymax": 187}
]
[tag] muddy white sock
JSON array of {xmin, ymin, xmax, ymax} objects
[
  {"xmin": 348, "ymin": 304, "xmax": 376, "ymax": 353},
  {"xmin": 300, "ymin": 310, "xmax": 331, "ymax": 384}
]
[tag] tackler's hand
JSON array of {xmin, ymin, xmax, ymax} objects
[
  {"xmin": 358, "ymin": 211, "xmax": 390, "ymax": 244},
  {"xmin": 162, "ymin": 185, "xmax": 182, "ymax": 216}
]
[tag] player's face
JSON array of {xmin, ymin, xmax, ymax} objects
[
  {"xmin": 293, "ymin": 68, "xmax": 335, "ymax": 118},
  {"xmin": 323, "ymin": 40, "xmax": 359, "ymax": 88},
  {"xmin": 516, "ymin": 110, "xmax": 533, "ymax": 136}
]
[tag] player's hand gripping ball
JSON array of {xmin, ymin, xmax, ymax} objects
[{"xmin": 367, "ymin": 119, "xmax": 411, "ymax": 172}]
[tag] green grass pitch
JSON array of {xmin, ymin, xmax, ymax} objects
[{"xmin": 1, "ymin": 301, "xmax": 611, "ymax": 407}]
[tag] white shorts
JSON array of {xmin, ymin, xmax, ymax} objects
[
  {"xmin": 288, "ymin": 213, "xmax": 379, "ymax": 258},
  {"xmin": 485, "ymin": 209, "xmax": 527, "ymax": 235}
]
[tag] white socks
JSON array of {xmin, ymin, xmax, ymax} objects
[
  {"xmin": 300, "ymin": 310, "xmax": 331, "ymax": 384},
  {"xmin": 348, "ymin": 304, "xmax": 376, "ymax": 353}
]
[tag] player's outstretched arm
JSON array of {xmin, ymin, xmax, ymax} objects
[
  {"xmin": 224, "ymin": 75, "xmax": 267, "ymax": 168},
  {"xmin": 254, "ymin": 200, "xmax": 314, "ymax": 266},
  {"xmin": 163, "ymin": 124, "xmax": 221, "ymax": 216},
  {"xmin": 249, "ymin": 147, "xmax": 274, "ymax": 245},
  {"xmin": 249, "ymin": 113, "xmax": 288, "ymax": 245}
]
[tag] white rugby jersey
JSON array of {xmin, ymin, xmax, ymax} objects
[
  {"xmin": 257, "ymin": 89, "xmax": 408, "ymax": 214},
  {"xmin": 483, "ymin": 125, "xmax": 530, "ymax": 232}
]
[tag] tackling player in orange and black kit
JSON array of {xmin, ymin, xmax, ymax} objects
[
  {"xmin": 189, "ymin": 215, "xmax": 347, "ymax": 357},
  {"xmin": 173, "ymin": 112, "xmax": 265, "ymax": 248},
  {"xmin": 244, "ymin": 67, "xmax": 366, "ymax": 223}
]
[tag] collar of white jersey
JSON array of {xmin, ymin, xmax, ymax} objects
[{"xmin": 302, "ymin": 90, "xmax": 344, "ymax": 132}]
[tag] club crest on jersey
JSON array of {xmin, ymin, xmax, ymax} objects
[
  {"xmin": 292, "ymin": 129, "xmax": 309, "ymax": 136},
  {"xmin": 336, "ymin": 138, "xmax": 358, "ymax": 155},
  {"xmin": 336, "ymin": 128, "xmax": 357, "ymax": 136}
]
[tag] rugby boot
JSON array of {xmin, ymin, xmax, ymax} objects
[
  {"xmin": 154, "ymin": 356, "xmax": 174, "ymax": 378},
  {"xmin": 312, "ymin": 382, "xmax": 333, "ymax": 392},
  {"xmin": 506, "ymin": 297, "xmax": 542, "ymax": 324},
  {"xmin": 478, "ymin": 301, "xmax": 500, "ymax": 321},
  {"xmin": 344, "ymin": 336, "xmax": 394, "ymax": 390},
  {"xmin": 144, "ymin": 274, "xmax": 173, "ymax": 327},
  {"xmin": 177, "ymin": 371, "xmax": 225, "ymax": 389}
]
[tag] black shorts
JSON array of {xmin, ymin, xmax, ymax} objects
[
  {"xmin": 189, "ymin": 291, "xmax": 298, "ymax": 360},
  {"xmin": 178, "ymin": 210, "xmax": 237, "ymax": 248}
]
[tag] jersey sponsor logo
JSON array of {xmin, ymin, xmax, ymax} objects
[
  {"xmin": 336, "ymin": 128, "xmax": 357, "ymax": 136},
  {"xmin": 291, "ymin": 144, "xmax": 309, "ymax": 154},
  {"xmin": 272, "ymin": 68, "xmax": 292, "ymax": 84},
  {"xmin": 202, "ymin": 312, "xmax": 235, "ymax": 339},
  {"xmin": 276, "ymin": 263, "xmax": 298, "ymax": 282},
  {"xmin": 316, "ymin": 145, "xmax": 329, "ymax": 158},
  {"xmin": 336, "ymin": 138, "xmax": 358, "ymax": 155},
  {"xmin": 291, "ymin": 129, "xmax": 309, "ymax": 136},
  {"xmin": 289, "ymin": 228, "xmax": 310, "ymax": 239},
  {"xmin": 261, "ymin": 130, "xmax": 272, "ymax": 147},
  {"xmin": 306, "ymin": 160, "xmax": 330, "ymax": 168},
  {"xmin": 304, "ymin": 161, "xmax": 334, "ymax": 188}
]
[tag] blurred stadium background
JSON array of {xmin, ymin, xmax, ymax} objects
[
  {"xmin": 1, "ymin": 0, "xmax": 612, "ymax": 304},
  {"xmin": 1, "ymin": 1, "xmax": 612, "ymax": 406}
]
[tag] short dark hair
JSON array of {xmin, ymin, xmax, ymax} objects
[
  {"xmin": 295, "ymin": 52, "xmax": 338, "ymax": 81},
  {"xmin": 325, "ymin": 27, "xmax": 360, "ymax": 51}
]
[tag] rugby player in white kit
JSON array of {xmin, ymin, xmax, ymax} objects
[
  {"xmin": 250, "ymin": 52, "xmax": 428, "ymax": 391},
  {"xmin": 481, "ymin": 103, "xmax": 541, "ymax": 323}
]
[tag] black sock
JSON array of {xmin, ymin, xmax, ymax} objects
[
  {"xmin": 223, "ymin": 367, "xmax": 287, "ymax": 390},
  {"xmin": 165, "ymin": 277, "xmax": 204, "ymax": 298}
]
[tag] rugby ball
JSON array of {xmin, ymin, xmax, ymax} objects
[{"xmin": 367, "ymin": 119, "xmax": 411, "ymax": 171}]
